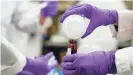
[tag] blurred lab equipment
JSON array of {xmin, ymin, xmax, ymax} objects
[
  {"xmin": 25, "ymin": 1, "xmax": 59, "ymax": 57},
  {"xmin": 4, "ymin": 1, "xmax": 42, "ymax": 57},
  {"xmin": 40, "ymin": 1, "xmax": 59, "ymax": 35},
  {"xmin": 1, "ymin": 0, "xmax": 58, "ymax": 75},
  {"xmin": 40, "ymin": 1, "xmax": 59, "ymax": 17},
  {"xmin": 40, "ymin": 1, "xmax": 59, "ymax": 55}
]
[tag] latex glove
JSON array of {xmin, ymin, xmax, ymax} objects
[
  {"xmin": 41, "ymin": 1, "xmax": 59, "ymax": 17},
  {"xmin": 17, "ymin": 71, "xmax": 34, "ymax": 75},
  {"xmin": 60, "ymin": 4, "xmax": 118, "ymax": 38},
  {"xmin": 18, "ymin": 52, "xmax": 57, "ymax": 75},
  {"xmin": 61, "ymin": 51, "xmax": 117, "ymax": 75}
]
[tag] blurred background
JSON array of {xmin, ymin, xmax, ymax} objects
[{"xmin": 1, "ymin": 0, "xmax": 133, "ymax": 75}]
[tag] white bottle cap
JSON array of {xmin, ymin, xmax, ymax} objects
[{"xmin": 61, "ymin": 15, "xmax": 90, "ymax": 39}]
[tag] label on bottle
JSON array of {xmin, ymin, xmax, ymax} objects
[{"xmin": 67, "ymin": 48, "xmax": 71, "ymax": 55}]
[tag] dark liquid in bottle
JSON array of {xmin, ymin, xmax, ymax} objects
[{"xmin": 69, "ymin": 40, "xmax": 77, "ymax": 54}]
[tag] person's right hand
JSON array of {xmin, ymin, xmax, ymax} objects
[
  {"xmin": 61, "ymin": 51, "xmax": 117, "ymax": 75},
  {"xmin": 60, "ymin": 4, "xmax": 118, "ymax": 38},
  {"xmin": 17, "ymin": 52, "xmax": 57, "ymax": 75}
]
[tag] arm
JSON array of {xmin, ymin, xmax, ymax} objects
[
  {"xmin": 1, "ymin": 36, "xmax": 58, "ymax": 75},
  {"xmin": 11, "ymin": 1, "xmax": 40, "ymax": 34},
  {"xmin": 1, "ymin": 36, "xmax": 26, "ymax": 75},
  {"xmin": 117, "ymin": 10, "xmax": 133, "ymax": 42},
  {"xmin": 115, "ymin": 47, "xmax": 133, "ymax": 75}
]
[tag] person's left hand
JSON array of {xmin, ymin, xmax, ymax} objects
[{"xmin": 60, "ymin": 4, "xmax": 118, "ymax": 38}]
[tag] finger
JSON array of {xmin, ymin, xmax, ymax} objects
[
  {"xmin": 62, "ymin": 69, "xmax": 76, "ymax": 75},
  {"xmin": 60, "ymin": 9, "xmax": 78, "ymax": 23},
  {"xmin": 60, "ymin": 7, "xmax": 83, "ymax": 23},
  {"xmin": 45, "ymin": 52, "xmax": 54, "ymax": 59},
  {"xmin": 40, "ymin": 52, "xmax": 53, "ymax": 60},
  {"xmin": 81, "ymin": 22, "xmax": 97, "ymax": 38},
  {"xmin": 60, "ymin": 5, "xmax": 89, "ymax": 23},
  {"xmin": 61, "ymin": 62, "xmax": 75, "ymax": 70},
  {"xmin": 17, "ymin": 71, "xmax": 34, "ymax": 75},
  {"xmin": 63, "ymin": 54, "xmax": 76, "ymax": 62}
]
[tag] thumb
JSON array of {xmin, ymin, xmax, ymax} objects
[
  {"xmin": 81, "ymin": 22, "xmax": 97, "ymax": 38},
  {"xmin": 63, "ymin": 54, "xmax": 77, "ymax": 62},
  {"xmin": 40, "ymin": 52, "xmax": 54, "ymax": 60}
]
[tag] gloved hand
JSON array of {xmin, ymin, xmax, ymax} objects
[
  {"xmin": 60, "ymin": 4, "xmax": 118, "ymax": 38},
  {"xmin": 17, "ymin": 52, "xmax": 57, "ymax": 75},
  {"xmin": 41, "ymin": 1, "xmax": 59, "ymax": 17},
  {"xmin": 17, "ymin": 71, "xmax": 34, "ymax": 75},
  {"xmin": 61, "ymin": 51, "xmax": 117, "ymax": 75}
]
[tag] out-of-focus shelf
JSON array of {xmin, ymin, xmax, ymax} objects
[
  {"xmin": 43, "ymin": 41, "xmax": 68, "ymax": 47},
  {"xmin": 59, "ymin": 1, "xmax": 78, "ymax": 11},
  {"xmin": 43, "ymin": 35, "xmax": 69, "ymax": 47}
]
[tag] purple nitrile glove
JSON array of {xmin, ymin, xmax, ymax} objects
[
  {"xmin": 17, "ymin": 52, "xmax": 57, "ymax": 75},
  {"xmin": 60, "ymin": 4, "xmax": 118, "ymax": 38},
  {"xmin": 17, "ymin": 71, "xmax": 34, "ymax": 75},
  {"xmin": 61, "ymin": 51, "xmax": 117, "ymax": 75},
  {"xmin": 41, "ymin": 1, "xmax": 59, "ymax": 17}
]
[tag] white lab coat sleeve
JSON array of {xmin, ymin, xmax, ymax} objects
[
  {"xmin": 117, "ymin": 10, "xmax": 133, "ymax": 42},
  {"xmin": 12, "ymin": 2, "xmax": 41, "ymax": 34},
  {"xmin": 115, "ymin": 47, "xmax": 133, "ymax": 75},
  {"xmin": 1, "ymin": 36, "xmax": 26, "ymax": 75}
]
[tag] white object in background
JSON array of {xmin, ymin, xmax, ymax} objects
[
  {"xmin": 61, "ymin": 15, "xmax": 90, "ymax": 40},
  {"xmin": 77, "ymin": 44, "xmax": 102, "ymax": 54},
  {"xmin": 47, "ymin": 56, "xmax": 59, "ymax": 75},
  {"xmin": 48, "ymin": 56, "xmax": 57, "ymax": 67},
  {"xmin": 67, "ymin": 48, "xmax": 71, "ymax": 55},
  {"xmin": 40, "ymin": 2, "xmax": 48, "ymax": 9}
]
